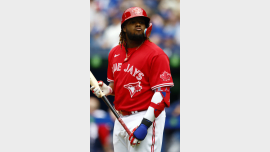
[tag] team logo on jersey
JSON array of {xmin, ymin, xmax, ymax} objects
[
  {"xmin": 124, "ymin": 81, "xmax": 142, "ymax": 98},
  {"xmin": 160, "ymin": 71, "xmax": 171, "ymax": 81},
  {"xmin": 132, "ymin": 7, "xmax": 143, "ymax": 15}
]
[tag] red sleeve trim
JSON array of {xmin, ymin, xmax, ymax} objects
[
  {"xmin": 107, "ymin": 78, "xmax": 114, "ymax": 82},
  {"xmin": 151, "ymin": 83, "xmax": 174, "ymax": 90}
]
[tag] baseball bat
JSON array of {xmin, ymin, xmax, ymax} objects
[{"xmin": 90, "ymin": 71, "xmax": 131, "ymax": 136}]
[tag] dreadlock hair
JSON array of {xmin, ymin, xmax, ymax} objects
[
  {"xmin": 119, "ymin": 28, "xmax": 129, "ymax": 53},
  {"xmin": 119, "ymin": 23, "xmax": 150, "ymax": 53}
]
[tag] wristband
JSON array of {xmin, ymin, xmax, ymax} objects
[{"xmin": 141, "ymin": 118, "xmax": 152, "ymax": 129}]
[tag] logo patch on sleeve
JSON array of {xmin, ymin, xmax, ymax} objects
[
  {"xmin": 124, "ymin": 81, "xmax": 142, "ymax": 98},
  {"xmin": 160, "ymin": 71, "xmax": 171, "ymax": 81}
]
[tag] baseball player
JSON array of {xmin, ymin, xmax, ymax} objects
[{"xmin": 91, "ymin": 7, "xmax": 174, "ymax": 152}]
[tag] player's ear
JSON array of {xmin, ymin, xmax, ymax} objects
[
  {"xmin": 123, "ymin": 26, "xmax": 126, "ymax": 32},
  {"xmin": 144, "ymin": 23, "xmax": 152, "ymax": 38}
]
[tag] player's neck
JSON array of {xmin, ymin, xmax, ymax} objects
[{"xmin": 126, "ymin": 39, "xmax": 144, "ymax": 49}]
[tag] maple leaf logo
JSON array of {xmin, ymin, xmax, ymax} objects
[
  {"xmin": 160, "ymin": 71, "xmax": 171, "ymax": 81},
  {"xmin": 132, "ymin": 7, "xmax": 143, "ymax": 15},
  {"xmin": 124, "ymin": 81, "xmax": 142, "ymax": 98}
]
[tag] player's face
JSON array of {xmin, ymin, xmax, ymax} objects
[{"xmin": 124, "ymin": 17, "xmax": 146, "ymax": 41}]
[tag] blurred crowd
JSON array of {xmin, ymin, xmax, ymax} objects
[
  {"xmin": 90, "ymin": 0, "xmax": 180, "ymax": 58},
  {"xmin": 90, "ymin": 97, "xmax": 115, "ymax": 152}
]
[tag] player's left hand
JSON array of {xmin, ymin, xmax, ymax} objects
[
  {"xmin": 129, "ymin": 127, "xmax": 141, "ymax": 147},
  {"xmin": 129, "ymin": 123, "xmax": 148, "ymax": 147}
]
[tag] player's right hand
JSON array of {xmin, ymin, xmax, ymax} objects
[{"xmin": 90, "ymin": 81, "xmax": 112, "ymax": 98}]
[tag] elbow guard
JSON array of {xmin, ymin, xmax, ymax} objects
[
  {"xmin": 150, "ymin": 86, "xmax": 171, "ymax": 118},
  {"xmin": 144, "ymin": 87, "xmax": 171, "ymax": 122}
]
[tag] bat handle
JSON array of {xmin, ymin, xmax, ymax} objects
[
  {"xmin": 118, "ymin": 117, "xmax": 131, "ymax": 136},
  {"xmin": 101, "ymin": 96, "xmax": 131, "ymax": 136},
  {"xmin": 101, "ymin": 96, "xmax": 120, "ymax": 118}
]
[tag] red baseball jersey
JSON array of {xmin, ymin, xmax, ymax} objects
[{"xmin": 107, "ymin": 40, "xmax": 174, "ymax": 111}]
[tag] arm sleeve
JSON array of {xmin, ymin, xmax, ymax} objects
[{"xmin": 149, "ymin": 54, "xmax": 174, "ymax": 90}]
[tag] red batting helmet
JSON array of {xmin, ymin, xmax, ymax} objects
[{"xmin": 121, "ymin": 7, "xmax": 150, "ymax": 28}]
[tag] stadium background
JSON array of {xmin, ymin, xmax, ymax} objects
[{"xmin": 90, "ymin": 0, "xmax": 180, "ymax": 152}]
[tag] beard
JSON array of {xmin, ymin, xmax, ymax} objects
[{"xmin": 126, "ymin": 30, "xmax": 144, "ymax": 41}]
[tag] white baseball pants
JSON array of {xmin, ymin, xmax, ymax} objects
[{"xmin": 113, "ymin": 110, "xmax": 166, "ymax": 152}]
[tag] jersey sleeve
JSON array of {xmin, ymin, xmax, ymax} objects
[
  {"xmin": 149, "ymin": 54, "xmax": 174, "ymax": 90},
  {"xmin": 107, "ymin": 49, "xmax": 114, "ymax": 82}
]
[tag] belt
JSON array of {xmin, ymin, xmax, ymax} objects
[{"xmin": 117, "ymin": 110, "xmax": 145, "ymax": 116}]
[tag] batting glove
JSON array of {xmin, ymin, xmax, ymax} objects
[
  {"xmin": 129, "ymin": 118, "xmax": 152, "ymax": 147},
  {"xmin": 129, "ymin": 127, "xmax": 141, "ymax": 147},
  {"xmin": 90, "ymin": 81, "xmax": 112, "ymax": 98}
]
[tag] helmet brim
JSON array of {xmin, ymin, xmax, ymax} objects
[{"xmin": 121, "ymin": 16, "xmax": 150, "ymax": 29}]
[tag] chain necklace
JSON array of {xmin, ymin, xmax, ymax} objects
[{"xmin": 124, "ymin": 41, "xmax": 144, "ymax": 61}]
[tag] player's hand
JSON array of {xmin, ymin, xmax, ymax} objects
[
  {"xmin": 129, "ymin": 127, "xmax": 141, "ymax": 147},
  {"xmin": 128, "ymin": 118, "xmax": 153, "ymax": 147},
  {"xmin": 90, "ymin": 81, "xmax": 112, "ymax": 98}
]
